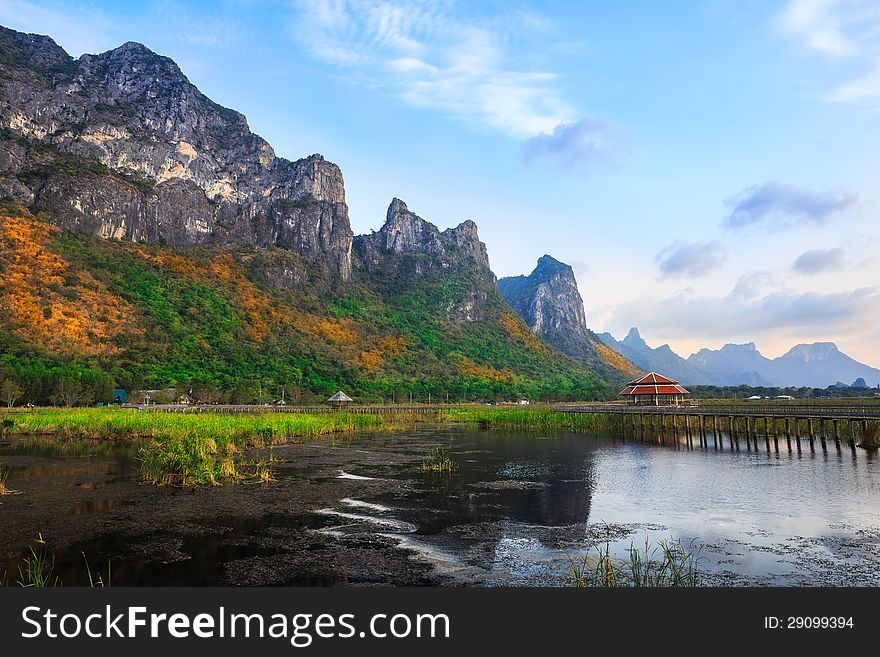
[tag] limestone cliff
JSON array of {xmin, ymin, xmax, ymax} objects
[
  {"xmin": 500, "ymin": 255, "xmax": 639, "ymax": 381},
  {"xmin": 0, "ymin": 27, "xmax": 352, "ymax": 283},
  {"xmin": 354, "ymin": 198, "xmax": 495, "ymax": 322}
]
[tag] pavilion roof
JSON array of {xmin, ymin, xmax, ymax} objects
[{"xmin": 619, "ymin": 372, "xmax": 689, "ymax": 396}]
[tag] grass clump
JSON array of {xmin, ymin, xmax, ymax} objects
[
  {"xmin": 421, "ymin": 447, "xmax": 456, "ymax": 473},
  {"xmin": 0, "ymin": 464, "xmax": 20, "ymax": 496},
  {"xmin": 569, "ymin": 530, "xmax": 703, "ymax": 588},
  {"xmin": 2, "ymin": 535, "xmax": 110, "ymax": 588},
  {"xmin": 138, "ymin": 434, "xmax": 272, "ymax": 487},
  {"xmin": 16, "ymin": 534, "xmax": 55, "ymax": 587}
]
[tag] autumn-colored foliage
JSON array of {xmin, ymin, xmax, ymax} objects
[
  {"xmin": 456, "ymin": 356, "xmax": 519, "ymax": 383},
  {"xmin": 0, "ymin": 202, "xmax": 611, "ymax": 405},
  {"xmin": 498, "ymin": 311, "xmax": 551, "ymax": 354},
  {"xmin": 0, "ymin": 208, "xmax": 134, "ymax": 357}
]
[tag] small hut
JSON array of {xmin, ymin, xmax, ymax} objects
[
  {"xmin": 619, "ymin": 372, "xmax": 689, "ymax": 406},
  {"xmin": 327, "ymin": 390, "xmax": 353, "ymax": 409}
]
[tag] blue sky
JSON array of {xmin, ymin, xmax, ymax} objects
[{"xmin": 3, "ymin": 0, "xmax": 879, "ymax": 366}]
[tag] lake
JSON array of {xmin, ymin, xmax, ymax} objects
[{"xmin": 2, "ymin": 424, "xmax": 879, "ymax": 586}]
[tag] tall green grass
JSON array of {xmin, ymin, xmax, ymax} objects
[
  {"xmin": 443, "ymin": 407, "xmax": 614, "ymax": 432},
  {"xmin": 1, "ymin": 535, "xmax": 110, "ymax": 588},
  {"xmin": 569, "ymin": 531, "xmax": 703, "ymax": 587},
  {"xmin": 9, "ymin": 407, "xmax": 412, "ymax": 443},
  {"xmin": 8, "ymin": 408, "xmax": 422, "ymax": 487},
  {"xmin": 421, "ymin": 447, "xmax": 456, "ymax": 473}
]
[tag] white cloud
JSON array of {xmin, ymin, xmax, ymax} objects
[
  {"xmin": 723, "ymin": 181, "xmax": 857, "ymax": 230},
  {"xmin": 288, "ymin": 0, "xmax": 577, "ymax": 138},
  {"xmin": 521, "ymin": 118, "xmax": 628, "ymax": 171},
  {"xmin": 792, "ymin": 247, "xmax": 848, "ymax": 273},
  {"xmin": 780, "ymin": 0, "xmax": 880, "ymax": 103},
  {"xmin": 606, "ymin": 277, "xmax": 880, "ymax": 348},
  {"xmin": 655, "ymin": 240, "xmax": 728, "ymax": 279}
]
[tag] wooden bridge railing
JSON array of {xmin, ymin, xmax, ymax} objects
[{"xmin": 555, "ymin": 403, "xmax": 880, "ymax": 420}]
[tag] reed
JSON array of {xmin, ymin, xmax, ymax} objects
[
  {"xmin": 17, "ymin": 533, "xmax": 55, "ymax": 588},
  {"xmin": 421, "ymin": 447, "xmax": 456, "ymax": 473},
  {"xmin": 9, "ymin": 407, "xmax": 418, "ymax": 443},
  {"xmin": 569, "ymin": 530, "xmax": 702, "ymax": 588},
  {"xmin": 443, "ymin": 407, "xmax": 612, "ymax": 433},
  {"xmin": 859, "ymin": 421, "xmax": 880, "ymax": 450},
  {"xmin": 0, "ymin": 464, "xmax": 19, "ymax": 496}
]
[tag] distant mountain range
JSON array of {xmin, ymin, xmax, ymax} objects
[{"xmin": 598, "ymin": 328, "xmax": 880, "ymax": 389}]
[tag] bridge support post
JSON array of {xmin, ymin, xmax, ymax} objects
[
  {"xmin": 763, "ymin": 417, "xmax": 770, "ymax": 451},
  {"xmin": 834, "ymin": 419, "xmax": 841, "ymax": 451},
  {"xmin": 808, "ymin": 418, "xmax": 815, "ymax": 452}
]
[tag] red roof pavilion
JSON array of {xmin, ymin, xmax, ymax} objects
[{"xmin": 619, "ymin": 372, "xmax": 689, "ymax": 405}]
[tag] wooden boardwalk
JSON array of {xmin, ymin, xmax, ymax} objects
[{"xmin": 556, "ymin": 403, "xmax": 879, "ymax": 452}]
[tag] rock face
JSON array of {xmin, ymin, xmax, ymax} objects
[
  {"xmin": 354, "ymin": 198, "xmax": 495, "ymax": 322},
  {"xmin": 0, "ymin": 27, "xmax": 352, "ymax": 283},
  {"xmin": 355, "ymin": 198, "xmax": 491, "ymax": 273},
  {"xmin": 499, "ymin": 255, "xmax": 588, "ymax": 342},
  {"xmin": 499, "ymin": 256, "xmax": 638, "ymax": 380}
]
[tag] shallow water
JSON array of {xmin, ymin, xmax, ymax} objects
[{"xmin": 1, "ymin": 426, "xmax": 878, "ymax": 586}]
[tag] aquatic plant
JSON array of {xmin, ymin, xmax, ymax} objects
[
  {"xmin": 17, "ymin": 534, "xmax": 55, "ymax": 588},
  {"xmin": 569, "ymin": 530, "xmax": 702, "ymax": 588},
  {"xmin": 82, "ymin": 551, "xmax": 111, "ymax": 588},
  {"xmin": 0, "ymin": 464, "xmax": 20, "ymax": 496},
  {"xmin": 859, "ymin": 421, "xmax": 879, "ymax": 450},
  {"xmin": 421, "ymin": 447, "xmax": 457, "ymax": 473},
  {"xmin": 443, "ymin": 407, "xmax": 615, "ymax": 433}
]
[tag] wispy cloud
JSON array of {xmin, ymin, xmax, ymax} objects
[
  {"xmin": 793, "ymin": 246, "xmax": 848, "ymax": 273},
  {"xmin": 288, "ymin": 0, "xmax": 581, "ymax": 139},
  {"xmin": 780, "ymin": 0, "xmax": 880, "ymax": 103},
  {"xmin": 607, "ymin": 280, "xmax": 880, "ymax": 341},
  {"xmin": 655, "ymin": 240, "xmax": 728, "ymax": 279},
  {"xmin": 723, "ymin": 181, "xmax": 857, "ymax": 230},
  {"xmin": 521, "ymin": 118, "xmax": 628, "ymax": 170}
]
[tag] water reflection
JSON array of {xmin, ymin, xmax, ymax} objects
[{"xmin": 2, "ymin": 425, "xmax": 879, "ymax": 586}]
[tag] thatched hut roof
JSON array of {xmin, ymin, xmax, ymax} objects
[{"xmin": 327, "ymin": 391, "xmax": 353, "ymax": 403}]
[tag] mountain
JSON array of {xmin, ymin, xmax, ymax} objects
[
  {"xmin": 598, "ymin": 327, "xmax": 880, "ymax": 388},
  {"xmin": 686, "ymin": 343, "xmax": 774, "ymax": 386},
  {"xmin": 771, "ymin": 344, "xmax": 880, "ymax": 389},
  {"xmin": 498, "ymin": 255, "xmax": 639, "ymax": 382},
  {"xmin": 596, "ymin": 328, "xmax": 716, "ymax": 385},
  {"xmin": 0, "ymin": 26, "xmax": 612, "ymax": 403},
  {"xmin": 0, "ymin": 27, "xmax": 352, "ymax": 286}
]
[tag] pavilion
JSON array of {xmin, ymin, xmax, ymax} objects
[
  {"xmin": 327, "ymin": 390, "xmax": 353, "ymax": 409},
  {"xmin": 618, "ymin": 372, "xmax": 689, "ymax": 406}
]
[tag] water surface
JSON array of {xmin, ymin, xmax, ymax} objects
[{"xmin": 1, "ymin": 426, "xmax": 878, "ymax": 586}]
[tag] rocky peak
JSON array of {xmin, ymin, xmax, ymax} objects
[
  {"xmin": 499, "ymin": 255, "xmax": 638, "ymax": 380},
  {"xmin": 357, "ymin": 198, "xmax": 492, "ymax": 272},
  {"xmin": 782, "ymin": 343, "xmax": 840, "ymax": 362},
  {"xmin": 0, "ymin": 26, "xmax": 353, "ymax": 285},
  {"xmin": 378, "ymin": 198, "xmax": 446, "ymax": 257},
  {"xmin": 0, "ymin": 26, "xmax": 73, "ymax": 76},
  {"xmin": 621, "ymin": 327, "xmax": 648, "ymax": 349},
  {"xmin": 441, "ymin": 219, "xmax": 490, "ymax": 270},
  {"xmin": 499, "ymin": 254, "xmax": 587, "ymax": 337}
]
